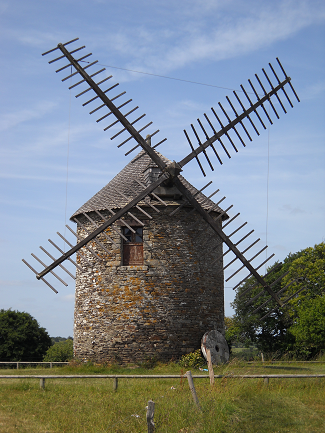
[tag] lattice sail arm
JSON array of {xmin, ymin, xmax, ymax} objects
[
  {"xmin": 23, "ymin": 173, "xmax": 168, "ymax": 286},
  {"xmin": 178, "ymin": 59, "xmax": 299, "ymax": 175},
  {"xmin": 172, "ymin": 176, "xmax": 284, "ymax": 306},
  {"xmin": 42, "ymin": 38, "xmax": 167, "ymax": 169},
  {"xmin": 170, "ymin": 177, "xmax": 305, "ymax": 317}
]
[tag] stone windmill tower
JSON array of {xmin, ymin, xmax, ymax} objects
[
  {"xmin": 71, "ymin": 150, "xmax": 227, "ymax": 363},
  {"xmin": 23, "ymin": 38, "xmax": 302, "ymax": 364}
]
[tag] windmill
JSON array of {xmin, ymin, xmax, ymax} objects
[{"xmin": 23, "ymin": 38, "xmax": 301, "ymax": 361}]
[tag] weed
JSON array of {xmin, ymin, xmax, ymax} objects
[{"xmin": 138, "ymin": 355, "xmax": 159, "ymax": 369}]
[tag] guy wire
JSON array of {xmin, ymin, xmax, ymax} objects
[
  {"xmin": 63, "ymin": 66, "xmax": 72, "ymax": 252},
  {"xmin": 80, "ymin": 60, "xmax": 259, "ymax": 95},
  {"xmin": 265, "ymin": 102, "xmax": 270, "ymax": 272}
]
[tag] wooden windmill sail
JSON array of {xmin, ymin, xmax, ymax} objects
[{"xmin": 23, "ymin": 37, "xmax": 301, "ymax": 321}]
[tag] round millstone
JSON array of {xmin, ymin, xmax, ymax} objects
[{"xmin": 201, "ymin": 330, "xmax": 229, "ymax": 365}]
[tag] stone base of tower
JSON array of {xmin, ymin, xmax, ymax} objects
[
  {"xmin": 74, "ymin": 320, "xmax": 224, "ymax": 365},
  {"xmin": 73, "ymin": 206, "xmax": 225, "ymax": 365}
]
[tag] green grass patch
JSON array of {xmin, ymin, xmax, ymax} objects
[{"xmin": 0, "ymin": 361, "xmax": 325, "ymax": 432}]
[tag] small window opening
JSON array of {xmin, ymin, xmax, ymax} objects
[{"xmin": 122, "ymin": 227, "xmax": 143, "ymax": 266}]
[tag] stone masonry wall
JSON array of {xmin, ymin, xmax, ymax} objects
[{"xmin": 73, "ymin": 205, "xmax": 224, "ymax": 364}]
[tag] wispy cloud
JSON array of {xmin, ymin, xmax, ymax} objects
[
  {"xmin": 3, "ymin": 0, "xmax": 324, "ymax": 85},
  {"xmin": 279, "ymin": 204, "xmax": 307, "ymax": 215},
  {"xmin": 0, "ymin": 101, "xmax": 56, "ymax": 132},
  {"xmin": 1, "ymin": 26, "xmax": 64, "ymax": 49},
  {"xmin": 0, "ymin": 118, "xmax": 99, "ymax": 156},
  {"xmin": 104, "ymin": 0, "xmax": 325, "ymax": 75}
]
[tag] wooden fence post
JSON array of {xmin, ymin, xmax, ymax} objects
[
  {"xmin": 206, "ymin": 349, "xmax": 215, "ymax": 386},
  {"xmin": 264, "ymin": 377, "xmax": 269, "ymax": 385},
  {"xmin": 146, "ymin": 400, "xmax": 155, "ymax": 433},
  {"xmin": 186, "ymin": 371, "xmax": 202, "ymax": 411},
  {"xmin": 40, "ymin": 378, "xmax": 45, "ymax": 390},
  {"xmin": 113, "ymin": 377, "xmax": 118, "ymax": 391},
  {"xmin": 261, "ymin": 353, "xmax": 264, "ymax": 363},
  {"xmin": 16, "ymin": 362, "xmax": 19, "ymax": 370}
]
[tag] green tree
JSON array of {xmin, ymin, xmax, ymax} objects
[
  {"xmin": 0, "ymin": 309, "xmax": 52, "ymax": 361},
  {"xmin": 290, "ymin": 295, "xmax": 325, "ymax": 356},
  {"xmin": 43, "ymin": 339, "xmax": 73, "ymax": 362},
  {"xmin": 224, "ymin": 316, "xmax": 242, "ymax": 352},
  {"xmin": 281, "ymin": 243, "xmax": 325, "ymax": 312},
  {"xmin": 231, "ymin": 243, "xmax": 325, "ymax": 358},
  {"xmin": 51, "ymin": 336, "xmax": 73, "ymax": 344}
]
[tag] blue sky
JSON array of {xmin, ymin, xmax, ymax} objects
[{"xmin": 0, "ymin": 0, "xmax": 324, "ymax": 337}]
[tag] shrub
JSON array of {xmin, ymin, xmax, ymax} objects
[
  {"xmin": 179, "ymin": 349, "xmax": 206, "ymax": 369},
  {"xmin": 43, "ymin": 339, "xmax": 73, "ymax": 362}
]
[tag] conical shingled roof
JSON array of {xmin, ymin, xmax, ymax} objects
[{"xmin": 71, "ymin": 151, "xmax": 225, "ymax": 219}]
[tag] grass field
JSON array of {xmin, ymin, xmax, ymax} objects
[{"xmin": 1, "ymin": 360, "xmax": 325, "ymax": 432}]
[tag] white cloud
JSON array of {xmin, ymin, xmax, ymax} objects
[
  {"xmin": 97, "ymin": 0, "xmax": 325, "ymax": 77},
  {"xmin": 3, "ymin": 0, "xmax": 324, "ymax": 84},
  {"xmin": 0, "ymin": 118, "xmax": 99, "ymax": 157},
  {"xmin": 4, "ymin": 27, "xmax": 63, "ymax": 49},
  {"xmin": 0, "ymin": 101, "xmax": 56, "ymax": 132}
]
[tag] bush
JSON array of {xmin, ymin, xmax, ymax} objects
[
  {"xmin": 179, "ymin": 349, "xmax": 206, "ymax": 369},
  {"xmin": 43, "ymin": 339, "xmax": 73, "ymax": 362}
]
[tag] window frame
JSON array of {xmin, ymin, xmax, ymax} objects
[{"xmin": 122, "ymin": 226, "xmax": 144, "ymax": 266}]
